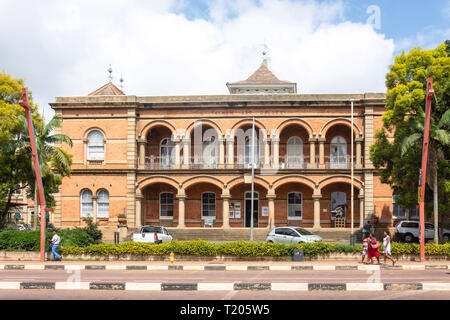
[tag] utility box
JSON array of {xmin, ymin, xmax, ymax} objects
[{"xmin": 293, "ymin": 248, "xmax": 304, "ymax": 262}]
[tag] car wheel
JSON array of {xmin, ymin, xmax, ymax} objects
[{"xmin": 404, "ymin": 233, "xmax": 414, "ymax": 243}]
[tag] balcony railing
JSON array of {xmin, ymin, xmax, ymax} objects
[{"xmin": 144, "ymin": 154, "xmax": 363, "ymax": 170}]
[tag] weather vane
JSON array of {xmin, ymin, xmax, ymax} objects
[
  {"xmin": 119, "ymin": 74, "xmax": 124, "ymax": 90},
  {"xmin": 261, "ymin": 43, "xmax": 270, "ymax": 63},
  {"xmin": 108, "ymin": 65, "xmax": 113, "ymax": 83}
]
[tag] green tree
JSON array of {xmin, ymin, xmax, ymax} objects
[
  {"xmin": 0, "ymin": 71, "xmax": 72, "ymax": 229},
  {"xmin": 401, "ymin": 109, "xmax": 450, "ymax": 242},
  {"xmin": 370, "ymin": 43, "xmax": 450, "ymax": 240}
]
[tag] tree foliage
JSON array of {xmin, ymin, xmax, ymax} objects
[
  {"xmin": 0, "ymin": 71, "xmax": 72, "ymax": 228},
  {"xmin": 370, "ymin": 43, "xmax": 450, "ymax": 223}
]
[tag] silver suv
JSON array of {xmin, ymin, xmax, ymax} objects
[
  {"xmin": 266, "ymin": 227, "xmax": 322, "ymax": 244},
  {"xmin": 395, "ymin": 220, "xmax": 450, "ymax": 243}
]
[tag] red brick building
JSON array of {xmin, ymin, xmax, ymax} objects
[{"xmin": 49, "ymin": 59, "xmax": 408, "ymax": 237}]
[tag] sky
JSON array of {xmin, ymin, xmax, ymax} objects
[{"xmin": 0, "ymin": 0, "xmax": 449, "ymax": 122}]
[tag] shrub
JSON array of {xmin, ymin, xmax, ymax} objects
[
  {"xmin": 0, "ymin": 230, "xmax": 52, "ymax": 251},
  {"xmin": 59, "ymin": 240, "xmax": 450, "ymax": 257}
]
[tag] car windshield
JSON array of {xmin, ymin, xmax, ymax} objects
[
  {"xmin": 142, "ymin": 227, "xmax": 162, "ymax": 233},
  {"xmin": 294, "ymin": 228, "xmax": 314, "ymax": 236}
]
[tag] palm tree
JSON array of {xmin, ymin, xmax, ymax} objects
[
  {"xmin": 401, "ymin": 109, "xmax": 450, "ymax": 243},
  {"xmin": 5, "ymin": 114, "xmax": 72, "ymax": 228}
]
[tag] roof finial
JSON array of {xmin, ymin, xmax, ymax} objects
[
  {"xmin": 261, "ymin": 43, "xmax": 270, "ymax": 65},
  {"xmin": 119, "ymin": 74, "xmax": 124, "ymax": 90},
  {"xmin": 108, "ymin": 65, "xmax": 113, "ymax": 83}
]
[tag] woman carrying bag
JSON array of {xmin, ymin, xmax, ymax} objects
[{"xmin": 367, "ymin": 233, "xmax": 381, "ymax": 264}]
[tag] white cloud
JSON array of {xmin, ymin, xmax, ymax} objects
[{"xmin": 0, "ymin": 0, "xmax": 395, "ymax": 122}]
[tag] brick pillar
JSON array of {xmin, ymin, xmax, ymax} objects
[
  {"xmin": 359, "ymin": 188, "xmax": 364, "ymax": 228},
  {"xmin": 219, "ymin": 136, "xmax": 225, "ymax": 169},
  {"xmin": 267, "ymin": 189, "xmax": 276, "ymax": 229},
  {"xmin": 177, "ymin": 189, "xmax": 186, "ymax": 228},
  {"xmin": 138, "ymin": 138, "xmax": 146, "ymax": 169},
  {"xmin": 221, "ymin": 188, "xmax": 230, "ymax": 228},
  {"xmin": 309, "ymin": 136, "xmax": 316, "ymax": 168},
  {"xmin": 226, "ymin": 135, "xmax": 234, "ymax": 168},
  {"xmin": 355, "ymin": 137, "xmax": 363, "ymax": 169},
  {"xmin": 174, "ymin": 138, "xmax": 181, "ymax": 169},
  {"xmin": 182, "ymin": 138, "xmax": 191, "ymax": 169},
  {"xmin": 312, "ymin": 189, "xmax": 321, "ymax": 229},
  {"xmin": 92, "ymin": 195, "xmax": 98, "ymax": 223},
  {"xmin": 271, "ymin": 136, "xmax": 279, "ymax": 169},
  {"xmin": 136, "ymin": 189, "xmax": 143, "ymax": 228},
  {"xmin": 318, "ymin": 137, "xmax": 326, "ymax": 169},
  {"xmin": 264, "ymin": 137, "xmax": 271, "ymax": 168}
]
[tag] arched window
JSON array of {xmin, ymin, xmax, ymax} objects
[
  {"xmin": 203, "ymin": 136, "xmax": 218, "ymax": 168},
  {"xmin": 287, "ymin": 136, "xmax": 303, "ymax": 168},
  {"xmin": 97, "ymin": 190, "xmax": 109, "ymax": 218},
  {"xmin": 331, "ymin": 192, "xmax": 346, "ymax": 219},
  {"xmin": 160, "ymin": 193, "xmax": 174, "ymax": 219},
  {"xmin": 245, "ymin": 136, "xmax": 259, "ymax": 167},
  {"xmin": 160, "ymin": 138, "xmax": 175, "ymax": 168},
  {"xmin": 202, "ymin": 192, "xmax": 216, "ymax": 217},
  {"xmin": 330, "ymin": 136, "xmax": 347, "ymax": 168},
  {"xmin": 81, "ymin": 189, "xmax": 93, "ymax": 218},
  {"xmin": 287, "ymin": 192, "xmax": 302, "ymax": 218},
  {"xmin": 87, "ymin": 131, "xmax": 105, "ymax": 160}
]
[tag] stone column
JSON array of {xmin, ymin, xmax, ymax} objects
[
  {"xmin": 318, "ymin": 137, "xmax": 326, "ymax": 169},
  {"xmin": 219, "ymin": 136, "xmax": 225, "ymax": 169},
  {"xmin": 271, "ymin": 136, "xmax": 280, "ymax": 169},
  {"xmin": 359, "ymin": 188, "xmax": 365, "ymax": 228},
  {"xmin": 136, "ymin": 189, "xmax": 143, "ymax": 228},
  {"xmin": 312, "ymin": 189, "xmax": 322, "ymax": 230},
  {"xmin": 83, "ymin": 138, "xmax": 88, "ymax": 165},
  {"xmin": 226, "ymin": 136, "xmax": 234, "ymax": 168},
  {"xmin": 309, "ymin": 137, "xmax": 316, "ymax": 168},
  {"xmin": 138, "ymin": 138, "xmax": 146, "ymax": 169},
  {"xmin": 176, "ymin": 189, "xmax": 186, "ymax": 228},
  {"xmin": 264, "ymin": 137, "xmax": 271, "ymax": 168},
  {"xmin": 267, "ymin": 189, "xmax": 276, "ymax": 229},
  {"xmin": 355, "ymin": 137, "xmax": 363, "ymax": 169},
  {"xmin": 92, "ymin": 196, "xmax": 98, "ymax": 224},
  {"xmin": 182, "ymin": 138, "xmax": 191, "ymax": 169},
  {"xmin": 174, "ymin": 138, "xmax": 181, "ymax": 169},
  {"xmin": 221, "ymin": 188, "xmax": 231, "ymax": 228}
]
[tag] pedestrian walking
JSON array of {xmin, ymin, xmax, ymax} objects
[
  {"xmin": 367, "ymin": 233, "xmax": 381, "ymax": 264},
  {"xmin": 359, "ymin": 233, "xmax": 369, "ymax": 264},
  {"xmin": 48, "ymin": 230, "xmax": 62, "ymax": 261},
  {"xmin": 382, "ymin": 231, "xmax": 396, "ymax": 265}
]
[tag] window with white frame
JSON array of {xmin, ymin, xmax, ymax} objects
[
  {"xmin": 81, "ymin": 189, "xmax": 93, "ymax": 217},
  {"xmin": 202, "ymin": 193, "xmax": 216, "ymax": 218},
  {"xmin": 330, "ymin": 136, "xmax": 347, "ymax": 168},
  {"xmin": 87, "ymin": 131, "xmax": 105, "ymax": 160},
  {"xmin": 202, "ymin": 137, "xmax": 218, "ymax": 168},
  {"xmin": 287, "ymin": 136, "xmax": 303, "ymax": 168},
  {"xmin": 287, "ymin": 192, "xmax": 302, "ymax": 218},
  {"xmin": 160, "ymin": 138, "xmax": 175, "ymax": 168},
  {"xmin": 160, "ymin": 193, "xmax": 174, "ymax": 218},
  {"xmin": 97, "ymin": 189, "xmax": 109, "ymax": 218},
  {"xmin": 392, "ymin": 194, "xmax": 406, "ymax": 218}
]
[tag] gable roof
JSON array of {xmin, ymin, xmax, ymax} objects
[{"xmin": 88, "ymin": 82, "xmax": 125, "ymax": 96}]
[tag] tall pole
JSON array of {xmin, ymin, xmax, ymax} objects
[
  {"xmin": 19, "ymin": 88, "xmax": 47, "ymax": 263},
  {"xmin": 418, "ymin": 77, "xmax": 434, "ymax": 263},
  {"xmin": 250, "ymin": 117, "xmax": 255, "ymax": 241},
  {"xmin": 351, "ymin": 100, "xmax": 354, "ymax": 244}
]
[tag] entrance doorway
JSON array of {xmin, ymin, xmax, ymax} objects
[{"xmin": 244, "ymin": 191, "xmax": 259, "ymax": 227}]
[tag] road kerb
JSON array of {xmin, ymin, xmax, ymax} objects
[
  {"xmin": 197, "ymin": 283, "xmax": 234, "ymax": 291},
  {"xmin": 346, "ymin": 283, "xmax": 384, "ymax": 291},
  {"xmin": 55, "ymin": 282, "xmax": 90, "ymax": 290},
  {"xmin": 422, "ymin": 283, "xmax": 450, "ymax": 291},
  {"xmin": 125, "ymin": 282, "xmax": 161, "ymax": 291},
  {"xmin": 271, "ymin": 283, "xmax": 308, "ymax": 291},
  {"xmin": 0, "ymin": 282, "xmax": 20, "ymax": 289}
]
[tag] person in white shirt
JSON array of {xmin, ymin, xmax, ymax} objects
[
  {"xmin": 48, "ymin": 231, "xmax": 62, "ymax": 261},
  {"xmin": 382, "ymin": 231, "xmax": 396, "ymax": 265}
]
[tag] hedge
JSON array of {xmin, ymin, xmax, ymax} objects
[{"xmin": 59, "ymin": 240, "xmax": 450, "ymax": 257}]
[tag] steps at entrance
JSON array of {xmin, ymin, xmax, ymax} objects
[{"xmin": 166, "ymin": 228, "xmax": 269, "ymax": 242}]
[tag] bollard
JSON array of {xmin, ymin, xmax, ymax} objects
[{"xmin": 170, "ymin": 252, "xmax": 174, "ymax": 266}]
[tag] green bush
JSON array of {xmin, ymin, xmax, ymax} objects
[
  {"xmin": 59, "ymin": 240, "xmax": 450, "ymax": 257},
  {"xmin": 0, "ymin": 230, "xmax": 52, "ymax": 251}
]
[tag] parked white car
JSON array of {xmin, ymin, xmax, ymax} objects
[
  {"xmin": 131, "ymin": 226, "xmax": 173, "ymax": 244},
  {"xmin": 266, "ymin": 227, "xmax": 322, "ymax": 244},
  {"xmin": 395, "ymin": 220, "xmax": 450, "ymax": 243}
]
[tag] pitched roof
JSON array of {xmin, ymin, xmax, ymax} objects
[
  {"xmin": 228, "ymin": 59, "xmax": 294, "ymax": 85},
  {"xmin": 88, "ymin": 82, "xmax": 125, "ymax": 96}
]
